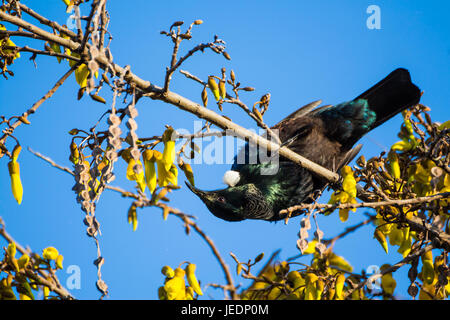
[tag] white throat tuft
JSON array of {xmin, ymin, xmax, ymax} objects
[{"xmin": 223, "ymin": 170, "xmax": 240, "ymax": 187}]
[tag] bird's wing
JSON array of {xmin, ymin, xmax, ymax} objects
[
  {"xmin": 274, "ymin": 100, "xmax": 322, "ymax": 127},
  {"xmin": 336, "ymin": 144, "xmax": 362, "ymax": 171}
]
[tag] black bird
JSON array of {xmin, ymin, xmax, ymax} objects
[{"xmin": 187, "ymin": 68, "xmax": 421, "ymax": 222}]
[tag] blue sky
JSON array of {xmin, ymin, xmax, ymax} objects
[{"xmin": 1, "ymin": 1, "xmax": 449, "ymax": 299}]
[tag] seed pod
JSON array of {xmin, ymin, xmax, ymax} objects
[
  {"xmin": 219, "ymin": 80, "xmax": 226, "ymax": 99},
  {"xmin": 254, "ymin": 252, "xmax": 264, "ymax": 263},
  {"xmin": 407, "ymin": 283, "xmax": 418, "ymax": 298},
  {"xmin": 18, "ymin": 116, "xmax": 30, "ymax": 125},
  {"xmin": 230, "ymin": 70, "xmax": 235, "ymax": 83},
  {"xmin": 90, "ymin": 94, "xmax": 106, "ymax": 104},
  {"xmin": 162, "ymin": 206, "xmax": 170, "ymax": 221},
  {"xmin": 101, "ymin": 72, "xmax": 110, "ymax": 85},
  {"xmin": 180, "ymin": 162, "xmax": 195, "ymax": 186},
  {"xmin": 201, "ymin": 86, "xmax": 208, "ymax": 107},
  {"xmin": 171, "ymin": 21, "xmax": 184, "ymax": 29}
]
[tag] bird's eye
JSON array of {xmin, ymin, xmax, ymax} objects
[{"xmin": 217, "ymin": 196, "xmax": 226, "ymax": 203}]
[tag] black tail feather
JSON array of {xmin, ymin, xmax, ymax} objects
[{"xmin": 355, "ymin": 68, "xmax": 421, "ymax": 129}]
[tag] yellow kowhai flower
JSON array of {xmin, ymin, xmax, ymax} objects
[
  {"xmin": 8, "ymin": 160, "xmax": 23, "ymax": 205},
  {"xmin": 56, "ymin": 254, "xmax": 64, "ymax": 270},
  {"xmin": 17, "ymin": 254, "xmax": 30, "ymax": 270},
  {"xmin": 161, "ymin": 127, "xmax": 176, "ymax": 172},
  {"xmin": 126, "ymin": 158, "xmax": 146, "ymax": 193},
  {"xmin": 157, "ymin": 161, "xmax": 178, "ymax": 187},
  {"xmin": 7, "ymin": 242, "xmax": 16, "ymax": 258},
  {"xmin": 328, "ymin": 253, "xmax": 353, "ymax": 273},
  {"xmin": 143, "ymin": 149, "xmax": 158, "ymax": 194},
  {"xmin": 127, "ymin": 204, "xmax": 138, "ymax": 231},
  {"xmin": 185, "ymin": 263, "xmax": 203, "ymax": 296},
  {"xmin": 164, "ymin": 268, "xmax": 186, "ymax": 300},
  {"xmin": 341, "ymin": 166, "xmax": 357, "ymax": 198},
  {"xmin": 42, "ymin": 247, "xmax": 59, "ymax": 260},
  {"xmin": 208, "ymin": 76, "xmax": 221, "ymax": 101},
  {"xmin": 334, "ymin": 274, "xmax": 346, "ymax": 300},
  {"xmin": 374, "ymin": 229, "xmax": 389, "ymax": 253},
  {"xmin": 0, "ymin": 24, "xmax": 21, "ymax": 60},
  {"xmin": 75, "ymin": 64, "xmax": 89, "ymax": 88},
  {"xmin": 180, "ymin": 162, "xmax": 195, "ymax": 186},
  {"xmin": 161, "ymin": 265, "xmax": 175, "ymax": 279}
]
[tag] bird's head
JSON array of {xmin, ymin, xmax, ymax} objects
[{"xmin": 185, "ymin": 182, "xmax": 247, "ymax": 221}]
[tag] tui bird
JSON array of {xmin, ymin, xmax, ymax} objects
[{"xmin": 187, "ymin": 68, "xmax": 421, "ymax": 222}]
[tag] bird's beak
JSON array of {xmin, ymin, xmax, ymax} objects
[{"xmin": 185, "ymin": 181, "xmax": 208, "ymax": 199}]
